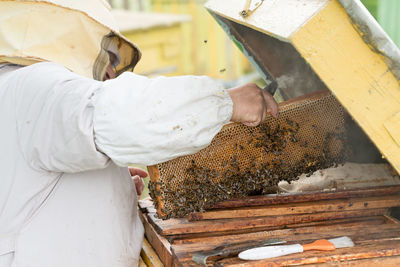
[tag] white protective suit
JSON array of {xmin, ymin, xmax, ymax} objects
[
  {"xmin": 0, "ymin": 63, "xmax": 232, "ymax": 266},
  {"xmin": 0, "ymin": 1, "xmax": 233, "ymax": 266}
]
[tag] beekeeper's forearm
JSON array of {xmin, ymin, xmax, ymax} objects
[{"xmin": 93, "ymin": 72, "xmax": 233, "ymax": 166}]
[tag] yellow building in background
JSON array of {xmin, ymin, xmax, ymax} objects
[
  {"xmin": 111, "ymin": 0, "xmax": 255, "ymax": 84},
  {"xmin": 112, "ymin": 10, "xmax": 192, "ymax": 77}
]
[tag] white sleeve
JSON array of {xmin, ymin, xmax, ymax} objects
[
  {"xmin": 11, "ymin": 62, "xmax": 110, "ymax": 173},
  {"xmin": 92, "ymin": 72, "xmax": 233, "ymax": 166}
]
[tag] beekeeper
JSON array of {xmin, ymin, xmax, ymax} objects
[{"xmin": 0, "ymin": 1, "xmax": 278, "ymax": 266}]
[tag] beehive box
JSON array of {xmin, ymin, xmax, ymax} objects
[
  {"xmin": 142, "ymin": 1, "xmax": 400, "ymax": 265},
  {"xmin": 140, "ymin": 186, "xmax": 400, "ymax": 266},
  {"xmin": 204, "ymin": 0, "xmax": 400, "ymax": 171},
  {"xmin": 147, "ymin": 0, "xmax": 400, "ymax": 220}
]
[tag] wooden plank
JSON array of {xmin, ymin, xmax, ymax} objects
[
  {"xmin": 139, "ymin": 256, "xmax": 147, "ymax": 267},
  {"xmin": 173, "ymin": 216, "xmax": 388, "ymax": 246},
  {"xmin": 385, "ymin": 214, "xmax": 400, "ymax": 224},
  {"xmin": 172, "ymin": 220, "xmax": 400, "ymax": 266},
  {"xmin": 307, "ymin": 255, "xmax": 400, "ymax": 266},
  {"xmin": 210, "ymin": 186, "xmax": 400, "ymax": 209},
  {"xmin": 172, "ymin": 218, "xmax": 400, "ymax": 262},
  {"xmin": 171, "ymin": 216, "xmax": 393, "ymax": 266},
  {"xmin": 139, "ymin": 211, "xmax": 173, "ymax": 267},
  {"xmin": 172, "ymin": 216, "xmax": 391, "ymax": 248},
  {"xmin": 149, "ymin": 208, "xmax": 388, "ymax": 237},
  {"xmin": 189, "ymin": 195, "xmax": 400, "ymax": 221},
  {"xmin": 141, "ymin": 239, "xmax": 164, "ymax": 267},
  {"xmin": 174, "ymin": 226, "xmax": 400, "ymax": 264},
  {"xmin": 214, "ymin": 240, "xmax": 400, "ymax": 266}
]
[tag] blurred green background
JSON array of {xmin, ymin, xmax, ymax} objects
[{"xmin": 361, "ymin": 0, "xmax": 400, "ymax": 46}]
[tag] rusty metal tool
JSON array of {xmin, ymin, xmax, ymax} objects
[
  {"xmin": 192, "ymin": 238, "xmax": 285, "ymax": 266},
  {"xmin": 263, "ymin": 80, "xmax": 278, "ymax": 95}
]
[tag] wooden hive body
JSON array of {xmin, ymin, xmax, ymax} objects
[
  {"xmin": 140, "ymin": 186, "xmax": 400, "ymax": 266},
  {"xmin": 142, "ymin": 0, "xmax": 400, "ymax": 265}
]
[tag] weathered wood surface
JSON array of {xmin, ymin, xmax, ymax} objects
[
  {"xmin": 138, "ymin": 256, "xmax": 147, "ymax": 267},
  {"xmin": 148, "ymin": 208, "xmax": 387, "ymax": 237},
  {"xmin": 306, "ymin": 255, "xmax": 400, "ymax": 267},
  {"xmin": 139, "ymin": 211, "xmax": 172, "ymax": 267},
  {"xmin": 171, "ymin": 216, "xmax": 389, "ymax": 247},
  {"xmin": 142, "ymin": 212, "xmax": 393, "ymax": 266},
  {"xmin": 171, "ymin": 216, "xmax": 400, "ymax": 266},
  {"xmin": 189, "ymin": 194, "xmax": 400, "ymax": 221},
  {"xmin": 209, "ymin": 185, "xmax": 400, "ymax": 209},
  {"xmin": 213, "ymin": 240, "xmax": 400, "ymax": 267},
  {"xmin": 172, "ymin": 216, "xmax": 400, "ymax": 254},
  {"xmin": 140, "ymin": 190, "xmax": 400, "ymax": 266},
  {"xmin": 141, "ymin": 239, "xmax": 164, "ymax": 267}
]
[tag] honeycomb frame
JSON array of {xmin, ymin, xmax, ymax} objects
[{"xmin": 148, "ymin": 90, "xmax": 347, "ymax": 219}]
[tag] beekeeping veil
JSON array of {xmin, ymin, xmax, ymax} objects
[{"xmin": 0, "ymin": 0, "xmax": 141, "ymax": 80}]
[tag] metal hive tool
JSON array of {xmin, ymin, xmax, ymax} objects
[{"xmin": 148, "ymin": 90, "xmax": 348, "ymax": 219}]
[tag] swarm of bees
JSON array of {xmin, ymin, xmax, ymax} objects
[{"xmin": 149, "ymin": 117, "xmax": 349, "ymax": 219}]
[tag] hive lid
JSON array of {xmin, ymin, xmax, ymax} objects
[{"xmin": 205, "ymin": 0, "xmax": 400, "ymax": 173}]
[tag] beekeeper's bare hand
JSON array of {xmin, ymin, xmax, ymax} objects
[
  {"xmin": 129, "ymin": 167, "xmax": 148, "ymax": 197},
  {"xmin": 227, "ymin": 83, "xmax": 279, "ymax": 126}
]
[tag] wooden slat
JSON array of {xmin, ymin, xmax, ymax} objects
[
  {"xmin": 139, "ymin": 256, "xmax": 147, "ymax": 267},
  {"xmin": 172, "ymin": 218, "xmax": 400, "ymax": 266},
  {"xmin": 142, "ymin": 201, "xmax": 400, "ymax": 266},
  {"xmin": 172, "ymin": 216, "xmax": 392, "ymax": 249},
  {"xmin": 141, "ymin": 239, "xmax": 164, "ymax": 267},
  {"xmin": 174, "ymin": 216, "xmax": 387, "ymax": 245},
  {"xmin": 210, "ymin": 186, "xmax": 400, "ymax": 209},
  {"xmin": 142, "ymin": 188, "xmax": 400, "ymax": 266},
  {"xmin": 149, "ymin": 208, "xmax": 388, "ymax": 237},
  {"xmin": 172, "ymin": 218, "xmax": 400, "ymax": 257},
  {"xmin": 139, "ymin": 211, "xmax": 173, "ymax": 267},
  {"xmin": 385, "ymin": 214, "xmax": 400, "ymax": 224},
  {"xmin": 307, "ymin": 255, "xmax": 400, "ymax": 267},
  {"xmin": 174, "ymin": 225, "xmax": 400, "ymax": 262},
  {"xmin": 214, "ymin": 240, "xmax": 400, "ymax": 267},
  {"xmin": 189, "ymin": 195, "xmax": 400, "ymax": 221}
]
